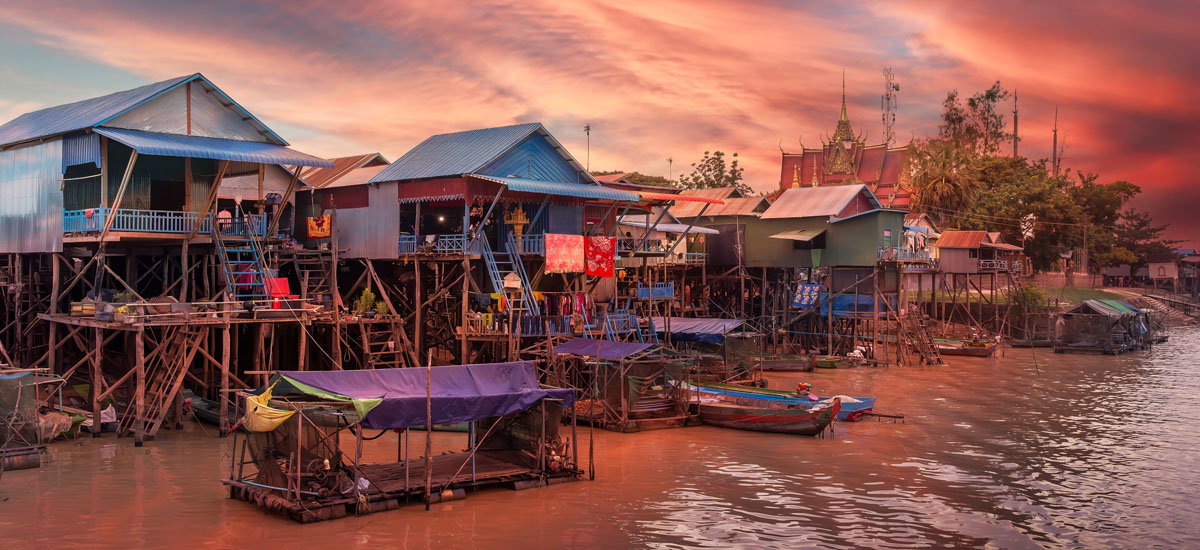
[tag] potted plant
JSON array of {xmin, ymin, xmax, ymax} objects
[{"xmin": 354, "ymin": 289, "xmax": 378, "ymax": 319}]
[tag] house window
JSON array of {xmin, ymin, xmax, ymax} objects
[
  {"xmin": 969, "ymin": 249, "xmax": 978, "ymax": 259},
  {"xmin": 1157, "ymin": 266, "xmax": 1167, "ymax": 277},
  {"xmin": 882, "ymin": 228, "xmax": 892, "ymax": 247}
]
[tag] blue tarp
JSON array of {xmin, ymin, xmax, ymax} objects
[
  {"xmin": 554, "ymin": 337, "xmax": 653, "ymax": 361},
  {"xmin": 818, "ymin": 293, "xmax": 898, "ymax": 318},
  {"xmin": 271, "ymin": 362, "xmax": 573, "ymax": 430},
  {"xmin": 649, "ymin": 317, "xmax": 744, "ymax": 344}
]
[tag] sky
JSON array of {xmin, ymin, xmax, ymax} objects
[{"xmin": 0, "ymin": 0, "xmax": 1196, "ymax": 242}]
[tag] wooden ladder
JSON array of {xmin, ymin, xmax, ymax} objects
[
  {"xmin": 362, "ymin": 321, "xmax": 404, "ymax": 369},
  {"xmin": 118, "ymin": 326, "xmax": 205, "ymax": 439}
]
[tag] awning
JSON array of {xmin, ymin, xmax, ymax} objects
[
  {"xmin": 983, "ymin": 242, "xmax": 1023, "ymax": 251},
  {"xmin": 769, "ymin": 229, "xmax": 826, "ymax": 242},
  {"xmin": 637, "ymin": 191, "xmax": 723, "ymax": 204},
  {"xmin": 617, "ymin": 219, "xmax": 719, "ymax": 235},
  {"xmin": 468, "ymin": 174, "xmax": 639, "ymax": 201},
  {"xmin": 553, "ymin": 337, "xmax": 653, "ymax": 361},
  {"xmin": 266, "ymin": 361, "xmax": 574, "ymax": 429},
  {"xmin": 649, "ymin": 317, "xmax": 745, "ymax": 344},
  {"xmin": 94, "ymin": 127, "xmax": 334, "ymax": 167}
]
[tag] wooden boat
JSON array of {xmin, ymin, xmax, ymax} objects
[
  {"xmin": 687, "ymin": 381, "xmax": 876, "ymax": 422},
  {"xmin": 937, "ymin": 342, "xmax": 998, "ymax": 357},
  {"xmin": 699, "ymin": 395, "xmax": 840, "ymax": 435},
  {"xmin": 1006, "ymin": 337, "xmax": 1052, "ymax": 348},
  {"xmin": 183, "ymin": 390, "xmax": 240, "ymax": 427},
  {"xmin": 756, "ymin": 354, "xmax": 815, "ymax": 372},
  {"xmin": 814, "ymin": 356, "xmax": 847, "ymax": 369}
]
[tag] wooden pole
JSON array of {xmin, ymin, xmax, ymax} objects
[
  {"xmin": 134, "ymin": 327, "xmax": 146, "ymax": 446},
  {"xmin": 91, "ymin": 328, "xmax": 102, "ymax": 438},
  {"xmin": 424, "ymin": 350, "xmax": 433, "ymax": 510},
  {"xmin": 220, "ymin": 323, "xmax": 230, "ymax": 437}
]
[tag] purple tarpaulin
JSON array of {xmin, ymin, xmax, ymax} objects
[
  {"xmin": 649, "ymin": 317, "xmax": 745, "ymax": 344},
  {"xmin": 553, "ymin": 337, "xmax": 653, "ymax": 361},
  {"xmin": 274, "ymin": 361, "xmax": 574, "ymax": 430}
]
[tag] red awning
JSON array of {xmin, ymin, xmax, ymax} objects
[{"xmin": 638, "ymin": 191, "xmax": 723, "ymax": 204}]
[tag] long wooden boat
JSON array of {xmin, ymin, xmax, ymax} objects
[
  {"xmin": 756, "ymin": 354, "xmax": 815, "ymax": 372},
  {"xmin": 687, "ymin": 381, "xmax": 876, "ymax": 421},
  {"xmin": 1006, "ymin": 337, "xmax": 1052, "ymax": 348},
  {"xmin": 937, "ymin": 342, "xmax": 998, "ymax": 357},
  {"xmin": 814, "ymin": 356, "xmax": 847, "ymax": 369},
  {"xmin": 699, "ymin": 395, "xmax": 840, "ymax": 435},
  {"xmin": 183, "ymin": 389, "xmax": 240, "ymax": 427}
]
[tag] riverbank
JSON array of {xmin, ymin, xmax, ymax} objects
[{"xmin": 2, "ymin": 327, "xmax": 1197, "ymax": 549}]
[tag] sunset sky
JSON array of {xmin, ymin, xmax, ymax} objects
[{"xmin": 1, "ymin": 1, "xmax": 1195, "ymax": 242}]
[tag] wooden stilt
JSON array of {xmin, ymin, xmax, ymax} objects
[
  {"xmin": 91, "ymin": 327, "xmax": 102, "ymax": 438},
  {"xmin": 134, "ymin": 327, "xmax": 146, "ymax": 446},
  {"xmin": 220, "ymin": 324, "xmax": 230, "ymax": 437}
]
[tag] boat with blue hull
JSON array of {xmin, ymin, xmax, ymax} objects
[{"xmin": 683, "ymin": 381, "xmax": 876, "ymax": 421}]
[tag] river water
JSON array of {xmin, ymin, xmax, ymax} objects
[{"xmin": 3, "ymin": 326, "xmax": 1198, "ymax": 549}]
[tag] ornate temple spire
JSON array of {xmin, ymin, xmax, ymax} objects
[{"xmin": 831, "ymin": 70, "xmax": 856, "ymax": 143}]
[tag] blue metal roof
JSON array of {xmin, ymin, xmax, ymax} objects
[
  {"xmin": 94, "ymin": 128, "xmax": 332, "ymax": 167},
  {"xmin": 369, "ymin": 122, "xmax": 544, "ymax": 182},
  {"xmin": 469, "ymin": 175, "xmax": 638, "ymax": 202},
  {"xmin": 0, "ymin": 75, "xmax": 193, "ymax": 147},
  {"xmin": 0, "ymin": 73, "xmax": 289, "ymax": 148}
]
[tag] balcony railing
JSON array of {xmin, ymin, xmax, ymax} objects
[
  {"xmin": 397, "ymin": 233, "xmax": 485, "ymax": 255},
  {"xmin": 878, "ymin": 246, "xmax": 933, "ymax": 263},
  {"xmin": 508, "ymin": 234, "xmax": 545, "ymax": 256},
  {"xmin": 636, "ymin": 282, "xmax": 675, "ymax": 299},
  {"xmin": 685, "ymin": 252, "xmax": 706, "ymax": 264},
  {"xmin": 978, "ymin": 259, "xmax": 1009, "ymax": 271},
  {"xmin": 63, "ymin": 207, "xmax": 266, "ymax": 236}
]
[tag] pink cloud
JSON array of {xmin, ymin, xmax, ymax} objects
[{"xmin": 0, "ymin": 0, "xmax": 1194, "ymax": 240}]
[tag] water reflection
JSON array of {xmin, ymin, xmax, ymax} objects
[{"xmin": 2, "ymin": 328, "xmax": 1198, "ymax": 548}]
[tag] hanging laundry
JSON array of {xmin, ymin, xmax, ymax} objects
[
  {"xmin": 307, "ymin": 214, "xmax": 331, "ymax": 238},
  {"xmin": 545, "ymin": 234, "xmax": 584, "ymax": 273},
  {"xmin": 585, "ymin": 236, "xmax": 615, "ymax": 277}
]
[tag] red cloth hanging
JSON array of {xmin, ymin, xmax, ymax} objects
[
  {"xmin": 585, "ymin": 236, "xmax": 615, "ymax": 277},
  {"xmin": 545, "ymin": 234, "xmax": 584, "ymax": 273}
]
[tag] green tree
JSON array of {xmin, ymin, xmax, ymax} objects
[
  {"xmin": 938, "ymin": 82, "xmax": 1013, "ymax": 155},
  {"xmin": 907, "ymin": 139, "xmax": 980, "ymax": 228},
  {"xmin": 676, "ymin": 151, "xmax": 749, "ymax": 195},
  {"xmin": 1069, "ymin": 173, "xmax": 1141, "ymax": 274},
  {"xmin": 1113, "ymin": 208, "xmax": 1177, "ymax": 263}
]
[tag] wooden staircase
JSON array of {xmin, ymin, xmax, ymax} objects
[
  {"xmin": 906, "ymin": 313, "xmax": 945, "ymax": 365},
  {"xmin": 118, "ymin": 325, "xmax": 205, "ymax": 439},
  {"xmin": 362, "ymin": 321, "xmax": 404, "ymax": 369}
]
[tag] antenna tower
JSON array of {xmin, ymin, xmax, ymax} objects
[{"xmin": 881, "ymin": 68, "xmax": 899, "ymax": 146}]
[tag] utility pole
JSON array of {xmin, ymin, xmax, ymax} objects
[
  {"xmin": 667, "ymin": 157, "xmax": 673, "ymax": 181},
  {"xmin": 1012, "ymin": 90, "xmax": 1019, "ymax": 157},
  {"xmin": 1051, "ymin": 106, "xmax": 1059, "ymax": 177},
  {"xmin": 584, "ymin": 124, "xmax": 591, "ymax": 173}
]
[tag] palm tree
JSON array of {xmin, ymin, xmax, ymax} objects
[{"xmin": 907, "ymin": 139, "xmax": 980, "ymax": 227}]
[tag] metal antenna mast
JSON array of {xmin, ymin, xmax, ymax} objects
[
  {"xmin": 584, "ymin": 123, "xmax": 591, "ymax": 172},
  {"xmin": 881, "ymin": 68, "xmax": 899, "ymax": 146}
]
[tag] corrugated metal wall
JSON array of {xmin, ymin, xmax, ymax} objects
[
  {"xmin": 478, "ymin": 133, "xmax": 583, "ymax": 183},
  {"xmin": 62, "ymin": 132, "xmax": 101, "ymax": 171},
  {"xmin": 0, "ymin": 139, "xmax": 63, "ymax": 253},
  {"xmin": 338, "ymin": 182, "xmax": 400, "ymax": 259}
]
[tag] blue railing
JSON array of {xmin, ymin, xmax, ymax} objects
[
  {"xmin": 508, "ymin": 234, "xmax": 545, "ymax": 256},
  {"xmin": 397, "ymin": 233, "xmax": 485, "ymax": 255},
  {"xmin": 878, "ymin": 246, "xmax": 933, "ymax": 262},
  {"xmin": 63, "ymin": 207, "xmax": 266, "ymax": 236},
  {"xmin": 685, "ymin": 252, "xmax": 706, "ymax": 264},
  {"xmin": 636, "ymin": 282, "xmax": 675, "ymax": 299}
]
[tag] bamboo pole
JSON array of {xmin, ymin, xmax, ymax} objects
[
  {"xmin": 134, "ymin": 327, "xmax": 145, "ymax": 446},
  {"xmin": 424, "ymin": 350, "xmax": 432, "ymax": 510}
]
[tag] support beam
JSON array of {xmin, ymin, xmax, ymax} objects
[
  {"xmin": 134, "ymin": 327, "xmax": 146, "ymax": 446},
  {"xmin": 268, "ymin": 165, "xmax": 301, "ymax": 237}
]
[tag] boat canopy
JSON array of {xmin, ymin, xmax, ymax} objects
[
  {"xmin": 266, "ymin": 361, "xmax": 574, "ymax": 429},
  {"xmin": 649, "ymin": 317, "xmax": 746, "ymax": 344},
  {"xmin": 553, "ymin": 337, "xmax": 654, "ymax": 361}
]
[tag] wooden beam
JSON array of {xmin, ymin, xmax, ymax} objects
[
  {"xmin": 267, "ymin": 165, "xmax": 301, "ymax": 237},
  {"xmin": 134, "ymin": 327, "xmax": 146, "ymax": 446},
  {"xmin": 186, "ymin": 160, "xmax": 230, "ymax": 241}
]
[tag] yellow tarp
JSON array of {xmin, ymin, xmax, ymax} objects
[{"xmin": 242, "ymin": 382, "xmax": 295, "ymax": 432}]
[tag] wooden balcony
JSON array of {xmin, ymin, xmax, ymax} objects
[
  {"xmin": 63, "ymin": 207, "xmax": 267, "ymax": 238},
  {"xmin": 397, "ymin": 233, "xmax": 484, "ymax": 255}
]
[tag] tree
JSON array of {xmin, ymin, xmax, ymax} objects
[
  {"xmin": 1069, "ymin": 173, "xmax": 1141, "ymax": 274},
  {"xmin": 676, "ymin": 151, "xmax": 749, "ymax": 195},
  {"xmin": 938, "ymin": 82, "xmax": 1013, "ymax": 155},
  {"xmin": 906, "ymin": 139, "xmax": 981, "ymax": 228},
  {"xmin": 1113, "ymin": 208, "xmax": 1178, "ymax": 263}
]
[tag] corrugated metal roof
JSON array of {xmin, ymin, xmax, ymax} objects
[
  {"xmin": 933, "ymin": 230, "xmax": 989, "ymax": 248},
  {"xmin": 319, "ymin": 165, "xmax": 390, "ymax": 189},
  {"xmin": 760, "ymin": 184, "xmax": 875, "ymax": 220},
  {"xmin": 637, "ymin": 191, "xmax": 722, "ymax": 204},
  {"xmin": 0, "ymin": 74, "xmax": 194, "ymax": 147},
  {"xmin": 672, "ymin": 196, "xmax": 768, "ymax": 218},
  {"xmin": 94, "ymin": 128, "xmax": 333, "ymax": 167},
  {"xmin": 469, "ymin": 175, "xmax": 638, "ymax": 201},
  {"xmin": 302, "ymin": 153, "xmax": 390, "ymax": 188},
  {"xmin": 0, "ymin": 73, "xmax": 289, "ymax": 148},
  {"xmin": 370, "ymin": 122, "xmax": 543, "ymax": 182},
  {"xmin": 616, "ymin": 219, "xmax": 719, "ymax": 234},
  {"xmin": 769, "ymin": 229, "xmax": 826, "ymax": 241}
]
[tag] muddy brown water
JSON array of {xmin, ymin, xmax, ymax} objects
[{"xmin": 2, "ymin": 327, "xmax": 1198, "ymax": 549}]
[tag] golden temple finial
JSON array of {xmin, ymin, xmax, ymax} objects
[
  {"xmin": 831, "ymin": 70, "xmax": 856, "ymax": 143},
  {"xmin": 792, "ymin": 164, "xmax": 799, "ymax": 188},
  {"xmin": 810, "ymin": 156, "xmax": 819, "ymax": 187}
]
